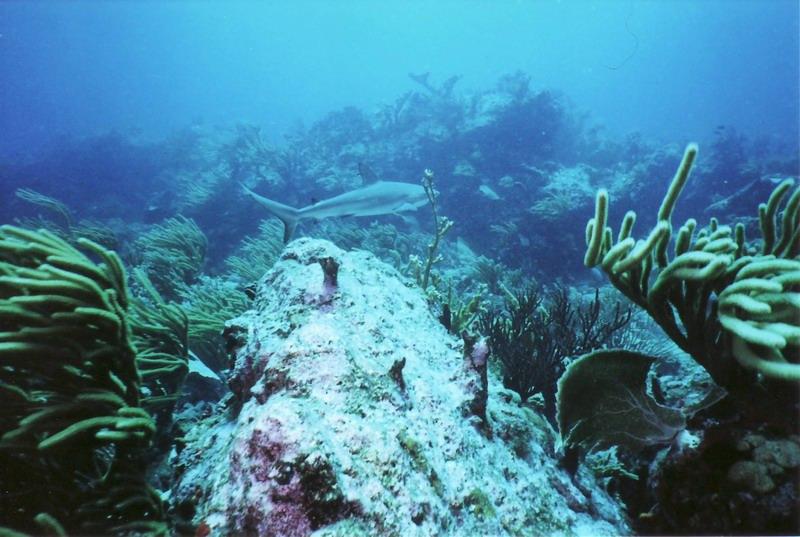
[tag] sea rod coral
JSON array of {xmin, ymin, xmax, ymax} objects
[
  {"xmin": 584, "ymin": 143, "xmax": 799, "ymax": 396},
  {"xmin": 0, "ymin": 225, "xmax": 168, "ymax": 535}
]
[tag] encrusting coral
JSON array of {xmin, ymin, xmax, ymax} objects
[
  {"xmin": 0, "ymin": 225, "xmax": 167, "ymax": 535},
  {"xmin": 584, "ymin": 144, "xmax": 800, "ymax": 394}
]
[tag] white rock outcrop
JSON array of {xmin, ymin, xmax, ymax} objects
[{"xmin": 170, "ymin": 238, "xmax": 629, "ymax": 536}]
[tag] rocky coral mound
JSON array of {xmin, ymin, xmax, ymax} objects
[{"xmin": 170, "ymin": 238, "xmax": 629, "ymax": 536}]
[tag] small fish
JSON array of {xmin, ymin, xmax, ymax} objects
[{"xmin": 478, "ymin": 184, "xmax": 501, "ymax": 201}]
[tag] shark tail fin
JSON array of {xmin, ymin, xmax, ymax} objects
[{"xmin": 241, "ymin": 184, "xmax": 300, "ymax": 243}]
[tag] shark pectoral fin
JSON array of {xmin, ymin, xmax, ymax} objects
[
  {"xmin": 397, "ymin": 214, "xmax": 420, "ymax": 228},
  {"xmin": 395, "ymin": 203, "xmax": 419, "ymax": 212},
  {"xmin": 283, "ymin": 220, "xmax": 297, "ymax": 243}
]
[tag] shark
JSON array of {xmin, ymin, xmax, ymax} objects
[{"xmin": 242, "ymin": 165, "xmax": 429, "ymax": 242}]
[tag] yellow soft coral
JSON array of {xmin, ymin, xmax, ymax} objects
[{"xmin": 584, "ymin": 145, "xmax": 799, "ymax": 383}]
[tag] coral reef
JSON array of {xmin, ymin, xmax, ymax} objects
[
  {"xmin": 2, "ymin": 73, "xmax": 795, "ymax": 284},
  {"xmin": 0, "ymin": 73, "xmax": 798, "ymax": 536}
]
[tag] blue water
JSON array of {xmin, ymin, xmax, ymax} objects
[{"xmin": 1, "ymin": 1, "xmax": 797, "ymax": 158}]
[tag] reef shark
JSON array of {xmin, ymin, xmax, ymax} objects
[{"xmin": 242, "ymin": 165, "xmax": 429, "ymax": 242}]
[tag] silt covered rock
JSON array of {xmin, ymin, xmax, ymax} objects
[{"xmin": 170, "ymin": 238, "xmax": 628, "ymax": 536}]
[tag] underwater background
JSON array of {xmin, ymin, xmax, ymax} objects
[{"xmin": 0, "ymin": 1, "xmax": 799, "ymax": 536}]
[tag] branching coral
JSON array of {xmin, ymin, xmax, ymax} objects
[
  {"xmin": 471, "ymin": 256, "xmax": 514, "ymax": 296},
  {"xmin": 14, "ymin": 188, "xmax": 120, "ymax": 252},
  {"xmin": 179, "ymin": 275, "xmax": 250, "ymax": 372},
  {"xmin": 479, "ymin": 285, "xmax": 631, "ymax": 424},
  {"xmin": 0, "ymin": 225, "xmax": 166, "ymax": 535},
  {"xmin": 130, "ymin": 268, "xmax": 190, "ymax": 411},
  {"xmin": 584, "ymin": 144, "xmax": 800, "ymax": 388},
  {"xmin": 439, "ymin": 286, "xmax": 483, "ymax": 335},
  {"xmin": 224, "ymin": 219, "xmax": 284, "ymax": 282},
  {"xmin": 417, "ymin": 169, "xmax": 453, "ymax": 291},
  {"xmin": 220, "ymin": 124, "xmax": 286, "ymax": 185},
  {"xmin": 134, "ymin": 215, "xmax": 207, "ymax": 299},
  {"xmin": 14, "ymin": 188, "xmax": 73, "ymax": 231}
]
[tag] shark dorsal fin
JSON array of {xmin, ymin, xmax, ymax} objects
[{"xmin": 358, "ymin": 162, "xmax": 380, "ymax": 184}]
